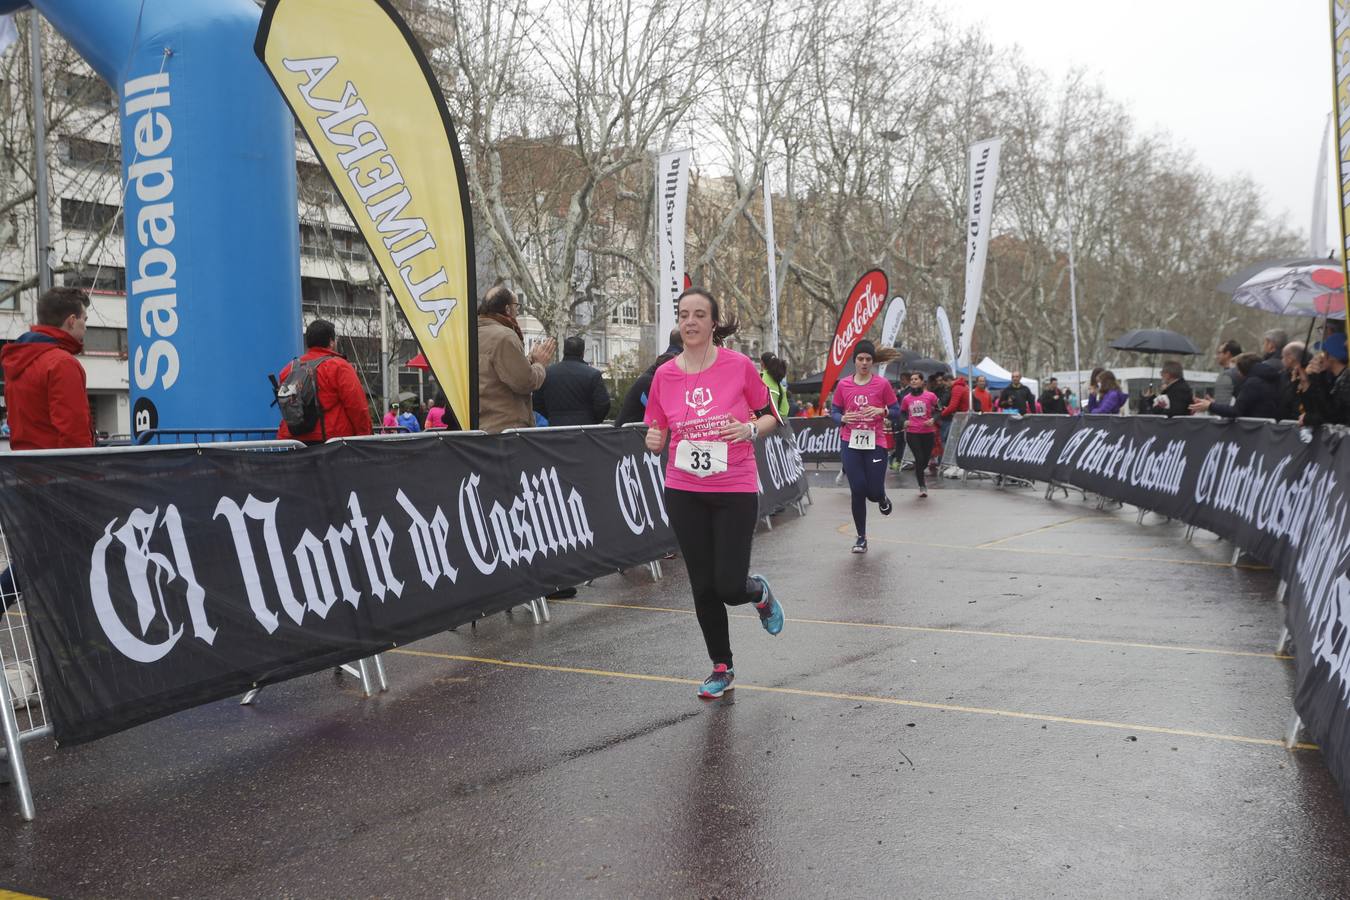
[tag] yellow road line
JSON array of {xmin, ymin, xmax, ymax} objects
[
  {"xmin": 390, "ymin": 648, "xmax": 1318, "ymax": 752},
  {"xmin": 551, "ymin": 599, "xmax": 1293, "ymax": 661},
  {"xmin": 834, "ymin": 521, "xmax": 1270, "ymax": 570},
  {"xmin": 976, "ymin": 515, "xmax": 1097, "ymax": 547}
]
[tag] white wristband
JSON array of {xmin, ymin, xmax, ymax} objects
[{"xmin": 747, "ymin": 421, "xmax": 758, "ymax": 441}]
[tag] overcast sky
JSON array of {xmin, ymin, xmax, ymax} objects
[{"xmin": 945, "ymin": 0, "xmax": 1331, "ymax": 247}]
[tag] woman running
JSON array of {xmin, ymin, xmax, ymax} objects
[
  {"xmin": 644, "ymin": 287, "xmax": 786, "ymax": 699},
  {"xmin": 832, "ymin": 340, "xmax": 901, "ymax": 553},
  {"xmin": 901, "ymin": 372, "xmax": 940, "ymax": 498}
]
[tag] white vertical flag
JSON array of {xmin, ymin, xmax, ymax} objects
[
  {"xmin": 955, "ymin": 138, "xmax": 1002, "ymax": 369},
  {"xmin": 879, "ymin": 296, "xmax": 907, "ymax": 347},
  {"xmin": 935, "ymin": 306, "xmax": 956, "ymax": 366},
  {"xmin": 655, "ymin": 149, "xmax": 692, "ymax": 347},
  {"xmin": 0, "ymin": 15, "xmax": 17, "ymax": 57},
  {"xmin": 1314, "ymin": 111, "xmax": 1333, "ymax": 258},
  {"xmin": 763, "ymin": 167, "xmax": 779, "ymax": 354}
]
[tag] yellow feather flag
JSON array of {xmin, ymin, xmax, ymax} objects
[{"xmin": 256, "ymin": 0, "xmax": 477, "ymax": 429}]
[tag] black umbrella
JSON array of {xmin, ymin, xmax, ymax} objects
[{"xmin": 1108, "ymin": 329, "xmax": 1200, "ymax": 355}]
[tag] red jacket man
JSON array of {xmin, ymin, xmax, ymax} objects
[
  {"xmin": 1, "ymin": 287, "xmax": 94, "ymax": 451},
  {"xmin": 940, "ymin": 376, "xmax": 970, "ymax": 419},
  {"xmin": 276, "ymin": 319, "xmax": 373, "ymax": 443}
]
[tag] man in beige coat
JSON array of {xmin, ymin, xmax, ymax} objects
[{"xmin": 477, "ymin": 284, "xmax": 555, "ymax": 433}]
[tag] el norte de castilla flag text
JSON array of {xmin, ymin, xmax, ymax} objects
[{"xmin": 256, "ymin": 0, "xmax": 477, "ymax": 428}]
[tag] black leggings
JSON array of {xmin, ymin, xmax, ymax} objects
[
  {"xmin": 906, "ymin": 431, "xmax": 936, "ymax": 489},
  {"xmin": 841, "ymin": 446, "xmax": 888, "ymax": 537},
  {"xmin": 666, "ymin": 489, "xmax": 762, "ymax": 667}
]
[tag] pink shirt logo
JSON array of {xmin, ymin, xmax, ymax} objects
[{"xmin": 685, "ymin": 386, "xmax": 715, "ymax": 416}]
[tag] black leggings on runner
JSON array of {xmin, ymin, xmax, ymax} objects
[
  {"xmin": 665, "ymin": 488, "xmax": 762, "ymax": 667},
  {"xmin": 841, "ymin": 446, "xmax": 888, "ymax": 537},
  {"xmin": 906, "ymin": 431, "xmax": 936, "ymax": 490}
]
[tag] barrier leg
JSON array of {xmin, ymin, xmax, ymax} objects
[
  {"xmin": 240, "ymin": 687, "xmax": 263, "ymax": 706},
  {"xmin": 0, "ymin": 666, "xmax": 35, "ymax": 822},
  {"xmin": 1276, "ymin": 626, "xmax": 1291, "ymax": 655},
  {"xmin": 1230, "ymin": 546, "xmax": 1242, "ymax": 567},
  {"xmin": 648, "ymin": 560, "xmax": 662, "ymax": 581},
  {"xmin": 1285, "ymin": 712, "xmax": 1303, "ymax": 749},
  {"xmin": 1276, "ymin": 580, "xmax": 1288, "ymax": 604},
  {"xmin": 1184, "ymin": 524, "xmax": 1196, "ymax": 543},
  {"xmin": 373, "ymin": 654, "xmax": 389, "ymax": 693},
  {"xmin": 795, "ymin": 499, "xmax": 807, "ymax": 517},
  {"xmin": 1136, "ymin": 508, "xmax": 1147, "ymax": 525},
  {"xmin": 762, "ymin": 516, "xmax": 773, "ymax": 531},
  {"xmin": 536, "ymin": 596, "xmax": 551, "ymax": 623}
]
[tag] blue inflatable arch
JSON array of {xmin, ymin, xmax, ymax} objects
[{"xmin": 1, "ymin": 0, "xmax": 302, "ymax": 435}]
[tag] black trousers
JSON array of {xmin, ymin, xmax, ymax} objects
[
  {"xmin": 906, "ymin": 431, "xmax": 936, "ymax": 489},
  {"xmin": 665, "ymin": 488, "xmax": 761, "ymax": 667}
]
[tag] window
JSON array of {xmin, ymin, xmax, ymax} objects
[
  {"xmin": 299, "ymin": 223, "xmax": 368, "ymax": 261},
  {"xmin": 61, "ymin": 198, "xmax": 122, "ymax": 235},
  {"xmin": 65, "ymin": 136, "xmax": 120, "ymax": 174},
  {"xmin": 0, "ymin": 280, "xmax": 20, "ymax": 312},
  {"xmin": 83, "ymin": 327, "xmax": 127, "ymax": 357},
  {"xmin": 298, "ymin": 162, "xmax": 341, "ymax": 206},
  {"xmin": 58, "ymin": 72, "xmax": 114, "ymax": 109},
  {"xmin": 63, "ymin": 265, "xmax": 126, "ymax": 292},
  {"xmin": 300, "ymin": 276, "xmax": 377, "ymax": 311},
  {"xmin": 610, "ymin": 300, "xmax": 638, "ymax": 326}
]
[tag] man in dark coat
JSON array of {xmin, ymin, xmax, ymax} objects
[
  {"xmin": 534, "ymin": 336, "xmax": 611, "ymax": 425},
  {"xmin": 1039, "ymin": 377, "xmax": 1068, "ymax": 414},
  {"xmin": 1190, "ymin": 353, "xmax": 1281, "ymax": 420},
  {"xmin": 1139, "ymin": 360, "xmax": 1193, "ymax": 417},
  {"xmin": 615, "ymin": 330, "xmax": 682, "ymax": 426},
  {"xmin": 1301, "ymin": 334, "xmax": 1350, "ymax": 427},
  {"xmin": 998, "ymin": 371, "xmax": 1035, "ymax": 414}
]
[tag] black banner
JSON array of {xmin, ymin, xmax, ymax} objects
[
  {"xmin": 0, "ymin": 430, "xmax": 711, "ymax": 743},
  {"xmin": 756, "ymin": 429, "xmax": 809, "ymax": 515},
  {"xmin": 957, "ymin": 414, "xmax": 1350, "ymax": 814},
  {"xmin": 0, "ymin": 427, "xmax": 807, "ymax": 745},
  {"xmin": 790, "ymin": 416, "xmax": 842, "ymax": 462}
]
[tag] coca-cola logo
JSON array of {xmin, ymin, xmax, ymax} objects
[{"xmin": 830, "ymin": 281, "xmax": 885, "ymax": 366}]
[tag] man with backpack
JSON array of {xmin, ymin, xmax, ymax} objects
[{"xmin": 275, "ymin": 319, "xmax": 372, "ymax": 444}]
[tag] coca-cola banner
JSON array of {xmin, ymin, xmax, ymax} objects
[
  {"xmin": 0, "ymin": 428, "xmax": 806, "ymax": 745},
  {"xmin": 956, "ymin": 413, "xmax": 1350, "ymax": 816},
  {"xmin": 819, "ymin": 269, "xmax": 888, "ymax": 408}
]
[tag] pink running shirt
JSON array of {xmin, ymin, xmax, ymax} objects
[
  {"xmin": 833, "ymin": 375, "xmax": 899, "ymax": 449},
  {"xmin": 901, "ymin": 390, "xmax": 940, "ymax": 434},
  {"xmin": 645, "ymin": 348, "xmax": 772, "ymax": 493}
]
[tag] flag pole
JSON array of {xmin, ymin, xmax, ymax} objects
[
  {"xmin": 1065, "ymin": 179, "xmax": 1083, "ymax": 409},
  {"xmin": 28, "ymin": 11, "xmax": 52, "ymax": 296}
]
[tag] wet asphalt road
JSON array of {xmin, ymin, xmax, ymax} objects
[{"xmin": 3, "ymin": 471, "xmax": 1350, "ymax": 898}]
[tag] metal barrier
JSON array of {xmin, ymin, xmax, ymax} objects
[
  {"xmin": 373, "ymin": 425, "xmax": 413, "ymax": 435},
  {"xmin": 136, "ymin": 427, "xmax": 281, "ymax": 445}
]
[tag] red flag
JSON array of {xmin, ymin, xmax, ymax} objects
[{"xmin": 820, "ymin": 269, "xmax": 889, "ymax": 408}]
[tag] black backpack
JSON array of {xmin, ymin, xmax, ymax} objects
[{"xmin": 275, "ymin": 356, "xmax": 333, "ymax": 436}]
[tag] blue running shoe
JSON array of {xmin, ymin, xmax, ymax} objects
[
  {"xmin": 699, "ymin": 664, "xmax": 735, "ymax": 698},
  {"xmin": 751, "ymin": 574, "xmax": 784, "ymax": 635}
]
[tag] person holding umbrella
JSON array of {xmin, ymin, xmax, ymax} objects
[{"xmin": 1139, "ymin": 361, "xmax": 1193, "ymax": 417}]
